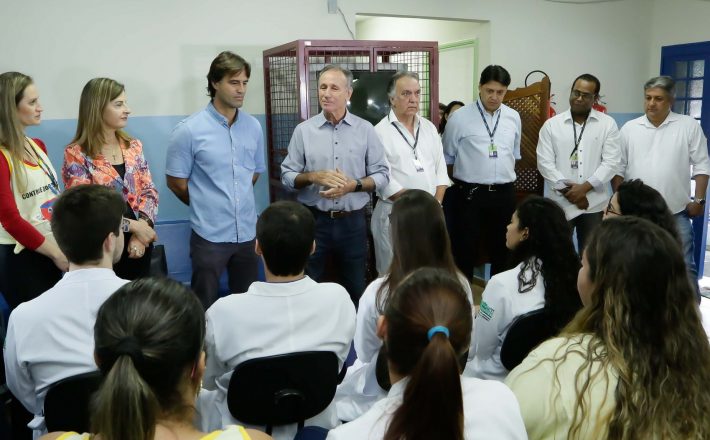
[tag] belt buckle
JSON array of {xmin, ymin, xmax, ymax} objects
[
  {"xmin": 487, "ymin": 184, "xmax": 496, "ymax": 192},
  {"xmin": 330, "ymin": 210, "xmax": 342, "ymax": 219}
]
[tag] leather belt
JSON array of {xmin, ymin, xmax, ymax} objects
[
  {"xmin": 453, "ymin": 179, "xmax": 513, "ymax": 192},
  {"xmin": 309, "ymin": 207, "xmax": 363, "ymax": 219}
]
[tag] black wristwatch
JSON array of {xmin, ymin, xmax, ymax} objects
[
  {"xmin": 121, "ymin": 218, "xmax": 131, "ymax": 233},
  {"xmin": 354, "ymin": 179, "xmax": 363, "ymax": 192},
  {"xmin": 695, "ymin": 197, "xmax": 706, "ymax": 206}
]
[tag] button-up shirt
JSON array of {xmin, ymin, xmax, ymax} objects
[
  {"xmin": 619, "ymin": 112, "xmax": 710, "ymax": 213},
  {"xmin": 166, "ymin": 103, "xmax": 266, "ymax": 243},
  {"xmin": 443, "ymin": 99, "xmax": 522, "ymax": 184},
  {"xmin": 374, "ymin": 110, "xmax": 450, "ymax": 200},
  {"xmin": 537, "ymin": 109, "xmax": 621, "ymax": 219},
  {"xmin": 281, "ymin": 111, "xmax": 389, "ymax": 211}
]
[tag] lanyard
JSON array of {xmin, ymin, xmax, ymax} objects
[
  {"xmin": 391, "ymin": 122, "xmax": 420, "ymax": 158},
  {"xmin": 24, "ymin": 141, "xmax": 60, "ymax": 195},
  {"xmin": 476, "ymin": 101, "xmax": 501, "ymax": 144},
  {"xmin": 570, "ymin": 118, "xmax": 588, "ymax": 158}
]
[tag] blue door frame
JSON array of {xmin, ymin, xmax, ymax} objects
[{"xmin": 661, "ymin": 41, "xmax": 710, "ymax": 278}]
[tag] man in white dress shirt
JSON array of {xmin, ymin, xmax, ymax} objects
[
  {"xmin": 372, "ymin": 71, "xmax": 450, "ymax": 275},
  {"xmin": 3, "ymin": 184, "xmax": 128, "ymax": 438},
  {"xmin": 614, "ymin": 75, "xmax": 710, "ymax": 300},
  {"xmin": 199, "ymin": 201, "xmax": 355, "ymax": 439},
  {"xmin": 537, "ymin": 74, "xmax": 621, "ymax": 251},
  {"xmin": 443, "ymin": 65, "xmax": 522, "ymax": 277}
]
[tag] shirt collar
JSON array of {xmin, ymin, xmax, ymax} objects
[
  {"xmin": 387, "ymin": 109, "xmax": 420, "ymax": 130},
  {"xmin": 562, "ymin": 109, "xmax": 600, "ymax": 124},
  {"xmin": 247, "ymin": 275, "xmax": 314, "ymax": 296},
  {"xmin": 316, "ymin": 109, "xmax": 354, "ymax": 127},
  {"xmin": 475, "ymin": 98, "xmax": 503, "ymax": 117},
  {"xmin": 639, "ymin": 111, "xmax": 680, "ymax": 128},
  {"xmin": 206, "ymin": 101, "xmax": 238, "ymax": 127}
]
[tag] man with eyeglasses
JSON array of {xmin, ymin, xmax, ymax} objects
[
  {"xmin": 537, "ymin": 74, "xmax": 621, "ymax": 251},
  {"xmin": 614, "ymin": 75, "xmax": 710, "ymax": 300},
  {"xmin": 370, "ymin": 71, "xmax": 450, "ymax": 275},
  {"xmin": 444, "ymin": 65, "xmax": 522, "ymax": 278}
]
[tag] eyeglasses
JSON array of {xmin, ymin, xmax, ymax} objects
[
  {"xmin": 571, "ymin": 90, "xmax": 596, "ymax": 101},
  {"xmin": 605, "ymin": 196, "xmax": 621, "ymax": 216}
]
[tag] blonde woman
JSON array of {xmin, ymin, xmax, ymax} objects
[
  {"xmin": 63, "ymin": 78, "xmax": 158, "ymax": 280},
  {"xmin": 0, "ymin": 71, "xmax": 67, "ymax": 309},
  {"xmin": 506, "ymin": 217, "xmax": 710, "ymax": 439}
]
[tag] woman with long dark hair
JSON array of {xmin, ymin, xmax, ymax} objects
[
  {"xmin": 335, "ymin": 189, "xmax": 472, "ymax": 420},
  {"xmin": 507, "ymin": 217, "xmax": 710, "ymax": 439},
  {"xmin": 467, "ymin": 195, "xmax": 581, "ymax": 380},
  {"xmin": 328, "ymin": 268, "xmax": 526, "ymax": 439},
  {"xmin": 0, "ymin": 71, "xmax": 66, "ymax": 309},
  {"xmin": 41, "ymin": 277, "xmax": 270, "ymax": 440}
]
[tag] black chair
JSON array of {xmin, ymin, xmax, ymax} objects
[
  {"xmin": 43, "ymin": 371, "xmax": 103, "ymax": 433},
  {"xmin": 500, "ymin": 308, "xmax": 555, "ymax": 371},
  {"xmin": 227, "ymin": 351, "xmax": 339, "ymax": 435}
]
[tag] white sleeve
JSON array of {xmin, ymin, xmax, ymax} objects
[
  {"xmin": 618, "ymin": 125, "xmax": 630, "ymax": 179},
  {"xmin": 590, "ymin": 119, "xmax": 622, "ymax": 185},
  {"xmin": 354, "ymin": 281, "xmax": 384, "ymax": 363},
  {"xmin": 536, "ymin": 121, "xmax": 566, "ymax": 184},
  {"xmin": 689, "ymin": 121, "xmax": 710, "ymax": 177},
  {"xmin": 202, "ymin": 307, "xmax": 222, "ymax": 391},
  {"xmin": 3, "ymin": 312, "xmax": 39, "ymax": 414},
  {"xmin": 470, "ymin": 277, "xmax": 509, "ymax": 364}
]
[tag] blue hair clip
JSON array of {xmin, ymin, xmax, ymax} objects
[{"xmin": 427, "ymin": 325, "xmax": 450, "ymax": 341}]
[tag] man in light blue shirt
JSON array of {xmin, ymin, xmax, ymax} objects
[
  {"xmin": 281, "ymin": 65, "xmax": 389, "ymax": 303},
  {"xmin": 166, "ymin": 51, "xmax": 265, "ymax": 308},
  {"xmin": 443, "ymin": 65, "xmax": 522, "ymax": 278}
]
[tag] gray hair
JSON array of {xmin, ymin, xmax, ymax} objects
[
  {"xmin": 644, "ymin": 76, "xmax": 675, "ymax": 98},
  {"xmin": 319, "ymin": 65, "xmax": 353, "ymax": 89},
  {"xmin": 387, "ymin": 71, "xmax": 420, "ymax": 98}
]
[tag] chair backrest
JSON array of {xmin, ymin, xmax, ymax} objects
[
  {"xmin": 227, "ymin": 351, "xmax": 339, "ymax": 432},
  {"xmin": 44, "ymin": 371, "xmax": 103, "ymax": 433},
  {"xmin": 500, "ymin": 308, "xmax": 555, "ymax": 371}
]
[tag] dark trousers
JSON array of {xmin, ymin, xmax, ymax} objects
[
  {"xmin": 190, "ymin": 231, "xmax": 258, "ymax": 310},
  {"xmin": 0, "ymin": 244, "xmax": 62, "ymax": 310},
  {"xmin": 113, "ymin": 231, "xmax": 153, "ymax": 280},
  {"xmin": 307, "ymin": 208, "xmax": 367, "ymax": 305},
  {"xmin": 568, "ymin": 212, "xmax": 603, "ymax": 253},
  {"xmin": 450, "ymin": 181, "xmax": 516, "ymax": 279}
]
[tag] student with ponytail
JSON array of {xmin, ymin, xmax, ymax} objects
[
  {"xmin": 328, "ymin": 268, "xmax": 526, "ymax": 440},
  {"xmin": 41, "ymin": 277, "xmax": 271, "ymax": 440}
]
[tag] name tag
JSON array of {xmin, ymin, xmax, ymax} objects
[
  {"xmin": 413, "ymin": 158, "xmax": 425, "ymax": 172},
  {"xmin": 488, "ymin": 143, "xmax": 497, "ymax": 158},
  {"xmin": 570, "ymin": 152, "xmax": 579, "ymax": 169}
]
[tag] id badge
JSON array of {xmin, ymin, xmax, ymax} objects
[
  {"xmin": 488, "ymin": 143, "xmax": 497, "ymax": 158},
  {"xmin": 413, "ymin": 158, "xmax": 425, "ymax": 172},
  {"xmin": 570, "ymin": 152, "xmax": 578, "ymax": 169}
]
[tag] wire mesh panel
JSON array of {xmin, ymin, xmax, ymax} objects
[
  {"xmin": 375, "ymin": 49, "xmax": 432, "ymax": 119},
  {"xmin": 263, "ymin": 40, "xmax": 438, "ymax": 202}
]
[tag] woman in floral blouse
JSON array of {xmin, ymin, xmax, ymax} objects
[{"xmin": 63, "ymin": 77, "xmax": 158, "ymax": 280}]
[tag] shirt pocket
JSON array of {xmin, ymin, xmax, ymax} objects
[{"xmin": 240, "ymin": 142, "xmax": 258, "ymax": 171}]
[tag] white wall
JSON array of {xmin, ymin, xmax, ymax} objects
[
  {"xmin": 356, "ymin": 16, "xmax": 489, "ymax": 105},
  {"xmin": 0, "ymin": 0, "xmax": 655, "ymax": 119},
  {"xmin": 649, "ymin": 0, "xmax": 710, "ymax": 78}
]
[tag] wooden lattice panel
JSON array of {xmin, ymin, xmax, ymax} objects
[{"xmin": 503, "ymin": 77, "xmax": 551, "ymax": 195}]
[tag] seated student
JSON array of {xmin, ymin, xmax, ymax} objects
[
  {"xmin": 335, "ymin": 189, "xmax": 473, "ymax": 421},
  {"xmin": 605, "ymin": 178, "xmax": 679, "ymax": 240},
  {"xmin": 4, "ymin": 184, "xmax": 128, "ymax": 438},
  {"xmin": 466, "ymin": 196, "xmax": 581, "ymax": 380},
  {"xmin": 198, "ymin": 201, "xmax": 356, "ymax": 439},
  {"xmin": 506, "ymin": 217, "xmax": 710, "ymax": 439},
  {"xmin": 328, "ymin": 268, "xmax": 527, "ymax": 439},
  {"xmin": 40, "ymin": 277, "xmax": 272, "ymax": 440}
]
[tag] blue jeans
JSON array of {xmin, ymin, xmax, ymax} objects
[
  {"xmin": 675, "ymin": 211, "xmax": 701, "ymax": 301},
  {"xmin": 307, "ymin": 208, "xmax": 367, "ymax": 305}
]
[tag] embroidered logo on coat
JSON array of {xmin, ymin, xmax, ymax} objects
[{"xmin": 479, "ymin": 301, "xmax": 495, "ymax": 321}]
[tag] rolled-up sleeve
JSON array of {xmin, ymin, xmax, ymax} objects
[
  {"xmin": 590, "ymin": 122, "xmax": 621, "ymax": 187},
  {"xmin": 280, "ymin": 125, "xmax": 306, "ymax": 189},
  {"xmin": 364, "ymin": 125, "xmax": 390, "ymax": 191},
  {"xmin": 689, "ymin": 122, "xmax": 710, "ymax": 177}
]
